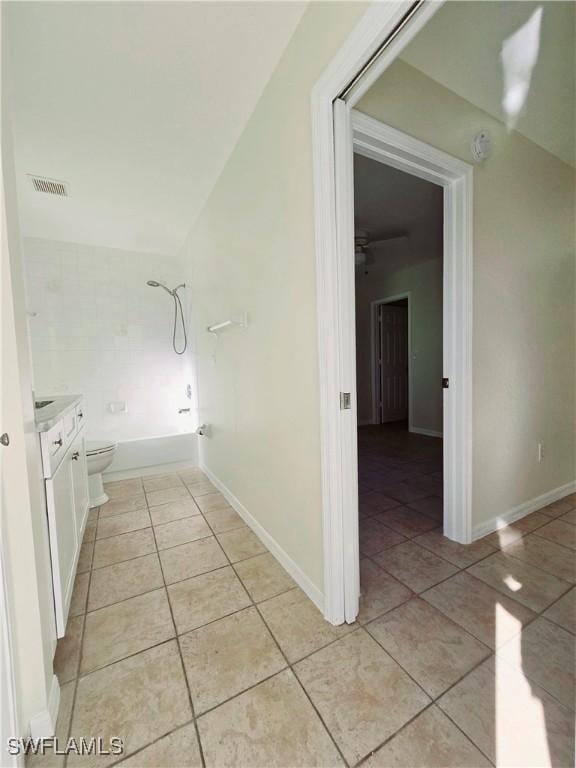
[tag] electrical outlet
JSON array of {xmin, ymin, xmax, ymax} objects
[{"xmin": 537, "ymin": 443, "xmax": 544, "ymax": 463}]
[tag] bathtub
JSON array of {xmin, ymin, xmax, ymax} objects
[{"xmin": 104, "ymin": 432, "xmax": 198, "ymax": 476}]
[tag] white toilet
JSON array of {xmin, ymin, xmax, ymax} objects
[{"xmin": 86, "ymin": 440, "xmax": 117, "ymax": 508}]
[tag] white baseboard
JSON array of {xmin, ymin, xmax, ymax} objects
[
  {"xmin": 200, "ymin": 463, "xmax": 324, "ymax": 613},
  {"xmin": 473, "ymin": 480, "xmax": 576, "ymax": 541},
  {"xmin": 410, "ymin": 426, "xmax": 443, "ymax": 438},
  {"xmin": 29, "ymin": 675, "xmax": 60, "ymax": 738}
]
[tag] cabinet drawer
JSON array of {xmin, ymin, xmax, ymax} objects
[
  {"xmin": 75, "ymin": 403, "xmax": 86, "ymax": 431},
  {"xmin": 41, "ymin": 413, "xmax": 77, "ymax": 478}
]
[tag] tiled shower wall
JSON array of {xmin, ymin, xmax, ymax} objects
[{"xmin": 23, "ymin": 237, "xmax": 196, "ymax": 441}]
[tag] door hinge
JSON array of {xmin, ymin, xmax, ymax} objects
[
  {"xmin": 340, "ymin": 392, "xmax": 351, "ymax": 410},
  {"xmin": 442, "ymin": 377, "xmax": 449, "ymax": 389}
]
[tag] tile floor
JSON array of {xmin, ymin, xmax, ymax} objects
[{"xmin": 38, "ymin": 443, "xmax": 575, "ymax": 768}]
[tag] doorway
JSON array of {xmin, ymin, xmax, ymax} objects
[
  {"xmin": 354, "ymin": 153, "xmax": 446, "ymax": 594},
  {"xmin": 373, "ymin": 297, "xmax": 410, "ymax": 426}
]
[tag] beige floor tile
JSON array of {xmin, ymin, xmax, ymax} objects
[
  {"xmin": 197, "ymin": 669, "xmax": 344, "ymax": 768},
  {"xmin": 142, "ymin": 473, "xmax": 184, "ymax": 493},
  {"xmin": 359, "ymin": 521, "xmax": 406, "ymax": 556},
  {"xmin": 423, "ymin": 572, "xmax": 535, "ymax": 649},
  {"xmin": 88, "ymin": 508, "xmax": 98, "ymax": 524},
  {"xmin": 154, "ymin": 516, "xmax": 212, "ymax": 550},
  {"xmin": 543, "ymin": 587, "xmax": 575, "ymax": 634},
  {"xmin": 160, "ymin": 537, "xmax": 228, "ymax": 585},
  {"xmin": 414, "ymin": 530, "xmax": 496, "ymax": 568},
  {"xmin": 497, "ymin": 616, "xmax": 575, "ymax": 710},
  {"xmin": 258, "ymin": 588, "xmax": 354, "ymax": 662},
  {"xmin": 168, "ymin": 566, "xmax": 251, "ymax": 634},
  {"xmin": 358, "ymin": 559, "xmax": 413, "ymax": 624},
  {"xmin": 93, "ymin": 528, "xmax": 156, "ymax": 569},
  {"xmin": 81, "ymin": 589, "xmax": 175, "ymax": 674},
  {"xmin": 69, "ymin": 571, "xmax": 90, "ymax": 617},
  {"xmin": 77, "ymin": 538, "xmax": 95, "ymax": 573},
  {"xmin": 118, "ymin": 723, "xmax": 202, "ymax": 767},
  {"xmin": 103, "ymin": 478, "xmax": 143, "ymax": 500},
  {"xmin": 438, "ymin": 657, "xmax": 574, "ymax": 767},
  {"xmin": 69, "ymin": 641, "xmax": 191, "ymax": 768},
  {"xmin": 503, "ymin": 534, "xmax": 576, "ymax": 583},
  {"xmin": 540, "ymin": 496, "xmax": 576, "ymax": 519},
  {"xmin": 149, "ymin": 499, "xmax": 200, "ymax": 526},
  {"xmin": 234, "ymin": 552, "xmax": 295, "ymax": 603},
  {"xmin": 202, "ymin": 506, "xmax": 246, "ymax": 534},
  {"xmin": 88, "ymin": 553, "xmax": 163, "ymax": 610},
  {"xmin": 99, "ymin": 495, "xmax": 147, "ymax": 518},
  {"xmin": 194, "ymin": 491, "xmax": 230, "ymax": 513},
  {"xmin": 294, "ymin": 630, "xmax": 429, "ymax": 764},
  {"xmin": 217, "ymin": 527, "xmax": 266, "ymax": 562},
  {"xmin": 467, "ymin": 551, "xmax": 572, "ymax": 612},
  {"xmin": 483, "ymin": 512, "xmax": 550, "ymax": 549},
  {"xmin": 178, "ymin": 468, "xmax": 207, "ymax": 484},
  {"xmin": 83, "ymin": 517, "xmax": 97, "ymax": 542},
  {"xmin": 374, "ymin": 541, "xmax": 458, "ymax": 593},
  {"xmin": 534, "ymin": 519, "xmax": 576, "ymax": 551},
  {"xmin": 96, "ymin": 509, "xmax": 151, "ymax": 540},
  {"xmin": 180, "ymin": 606, "xmax": 285, "ymax": 713},
  {"xmin": 146, "ymin": 486, "xmax": 191, "ymax": 507},
  {"xmin": 27, "ymin": 682, "xmax": 76, "ymax": 768},
  {"xmin": 185, "ymin": 480, "xmax": 216, "ymax": 497},
  {"xmin": 561, "ymin": 509, "xmax": 576, "ymax": 526},
  {"xmin": 54, "ymin": 615, "xmax": 84, "ymax": 683},
  {"xmin": 367, "ymin": 598, "xmax": 490, "ymax": 698},
  {"xmin": 378, "ymin": 506, "xmax": 439, "ymax": 537},
  {"xmin": 364, "ymin": 706, "xmax": 491, "ymax": 767}
]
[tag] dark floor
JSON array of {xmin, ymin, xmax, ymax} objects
[{"xmin": 358, "ymin": 421, "xmax": 443, "ymax": 544}]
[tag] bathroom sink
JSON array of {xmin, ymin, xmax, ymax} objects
[{"xmin": 35, "ymin": 400, "xmax": 54, "ymax": 409}]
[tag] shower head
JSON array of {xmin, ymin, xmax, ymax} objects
[{"xmin": 146, "ymin": 279, "xmax": 172, "ymax": 294}]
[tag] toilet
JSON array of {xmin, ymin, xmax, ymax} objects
[{"xmin": 86, "ymin": 440, "xmax": 117, "ymax": 508}]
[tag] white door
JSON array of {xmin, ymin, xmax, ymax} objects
[
  {"xmin": 71, "ymin": 434, "xmax": 89, "ymax": 538},
  {"xmin": 46, "ymin": 453, "xmax": 77, "ymax": 636},
  {"xmin": 377, "ymin": 303, "xmax": 409, "ymax": 423}
]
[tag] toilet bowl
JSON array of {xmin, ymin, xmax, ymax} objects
[{"xmin": 86, "ymin": 440, "xmax": 117, "ymax": 508}]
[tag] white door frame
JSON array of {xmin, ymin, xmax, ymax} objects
[
  {"xmin": 312, "ymin": 0, "xmax": 472, "ymax": 625},
  {"xmin": 370, "ymin": 292, "xmax": 412, "ymax": 428}
]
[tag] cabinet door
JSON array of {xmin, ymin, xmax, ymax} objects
[
  {"xmin": 46, "ymin": 454, "xmax": 77, "ymax": 636},
  {"xmin": 71, "ymin": 433, "xmax": 89, "ymax": 538}
]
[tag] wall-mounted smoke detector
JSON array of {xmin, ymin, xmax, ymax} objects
[{"xmin": 27, "ymin": 174, "xmax": 69, "ymax": 197}]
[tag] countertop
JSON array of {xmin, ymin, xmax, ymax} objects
[{"xmin": 34, "ymin": 394, "xmax": 83, "ymax": 433}]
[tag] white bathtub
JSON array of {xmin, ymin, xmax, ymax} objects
[{"xmin": 104, "ymin": 432, "xmax": 198, "ymax": 477}]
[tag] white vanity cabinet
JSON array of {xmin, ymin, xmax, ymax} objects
[{"xmin": 38, "ymin": 397, "xmax": 89, "ymax": 637}]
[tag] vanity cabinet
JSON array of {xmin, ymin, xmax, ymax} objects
[{"xmin": 39, "ymin": 401, "xmax": 89, "ymax": 637}]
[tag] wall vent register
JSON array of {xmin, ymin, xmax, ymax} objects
[{"xmin": 28, "ymin": 174, "xmax": 69, "ymax": 197}]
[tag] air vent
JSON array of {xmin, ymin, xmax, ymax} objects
[{"xmin": 28, "ymin": 175, "xmax": 69, "ymax": 197}]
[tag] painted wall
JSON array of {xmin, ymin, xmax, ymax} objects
[
  {"xmin": 355, "ymin": 237, "xmax": 443, "ymax": 433},
  {"xmin": 180, "ymin": 1, "xmax": 368, "ymax": 595},
  {"xmin": 22, "ymin": 238, "xmax": 197, "ymax": 443},
  {"xmin": 357, "ymin": 60, "xmax": 575, "ymax": 531}
]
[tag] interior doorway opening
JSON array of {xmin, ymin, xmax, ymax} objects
[{"xmin": 354, "ymin": 155, "xmax": 445, "ymax": 590}]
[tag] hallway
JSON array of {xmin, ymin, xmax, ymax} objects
[{"xmin": 38, "ymin": 466, "xmax": 575, "ymax": 767}]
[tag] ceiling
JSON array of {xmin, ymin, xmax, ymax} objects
[
  {"xmin": 354, "ymin": 153, "xmax": 443, "ymax": 248},
  {"xmin": 6, "ymin": 1, "xmax": 307, "ymax": 255},
  {"xmin": 401, "ymin": 1, "xmax": 575, "ymax": 166}
]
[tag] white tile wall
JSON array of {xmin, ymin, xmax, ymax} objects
[{"xmin": 23, "ymin": 238, "xmax": 197, "ymax": 441}]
